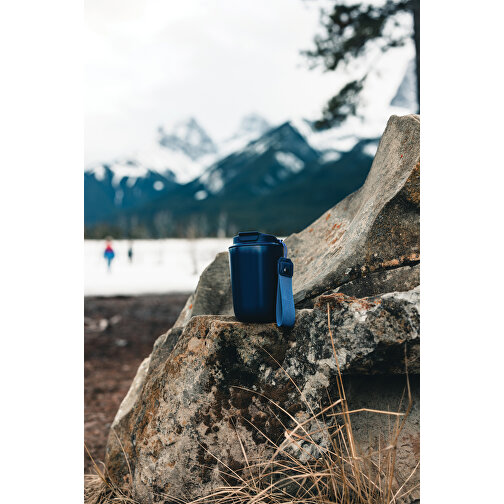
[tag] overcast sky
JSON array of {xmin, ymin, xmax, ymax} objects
[{"xmin": 84, "ymin": 0, "xmax": 360, "ymax": 165}]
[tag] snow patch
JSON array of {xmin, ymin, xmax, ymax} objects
[
  {"xmin": 194, "ymin": 190, "xmax": 208, "ymax": 201},
  {"xmin": 133, "ymin": 142, "xmax": 205, "ymax": 184},
  {"xmin": 110, "ymin": 163, "xmax": 148, "ymax": 188},
  {"xmin": 84, "ymin": 238, "xmax": 230, "ymax": 296},
  {"xmin": 274, "ymin": 152, "xmax": 304, "ymax": 173},
  {"xmin": 250, "ymin": 139, "xmax": 268, "ymax": 155},
  {"xmin": 90, "ymin": 164, "xmax": 105, "ymax": 181},
  {"xmin": 362, "ymin": 142, "xmax": 379, "ymax": 158},
  {"xmin": 114, "ymin": 189, "xmax": 124, "ymax": 206},
  {"xmin": 200, "ymin": 169, "xmax": 224, "ymax": 194},
  {"xmin": 314, "ymin": 133, "xmax": 360, "ymax": 153},
  {"xmin": 153, "ymin": 181, "xmax": 165, "ymax": 191},
  {"xmin": 320, "ymin": 151, "xmax": 342, "ymax": 163}
]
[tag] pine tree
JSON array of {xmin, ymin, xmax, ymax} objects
[{"xmin": 304, "ymin": 0, "xmax": 420, "ymax": 129}]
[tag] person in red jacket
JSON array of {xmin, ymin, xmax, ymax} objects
[{"xmin": 103, "ymin": 239, "xmax": 115, "ymax": 271}]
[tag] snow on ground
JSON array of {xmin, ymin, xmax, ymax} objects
[{"xmin": 85, "ymin": 238, "xmax": 230, "ymax": 296}]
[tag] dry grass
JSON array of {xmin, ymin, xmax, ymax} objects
[
  {"xmin": 84, "ymin": 437, "xmax": 138, "ymax": 504},
  {"xmin": 85, "ymin": 303, "xmax": 418, "ymax": 504},
  {"xmin": 84, "ymin": 474, "xmax": 135, "ymax": 504}
]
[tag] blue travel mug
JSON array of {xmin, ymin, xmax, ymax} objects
[{"xmin": 229, "ymin": 231, "xmax": 285, "ymax": 323}]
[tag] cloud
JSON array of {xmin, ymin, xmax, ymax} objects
[{"xmin": 84, "ymin": 0, "xmax": 407, "ymax": 165}]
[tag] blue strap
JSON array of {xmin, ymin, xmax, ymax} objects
[{"xmin": 276, "ymin": 241, "xmax": 295, "ymax": 327}]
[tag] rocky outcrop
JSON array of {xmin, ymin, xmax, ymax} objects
[
  {"xmin": 105, "ymin": 114, "xmax": 420, "ymax": 503},
  {"xmin": 173, "ymin": 114, "xmax": 419, "ymax": 321},
  {"xmin": 289, "ymin": 114, "xmax": 420, "ymax": 304}
]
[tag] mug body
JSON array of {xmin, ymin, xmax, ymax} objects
[{"xmin": 229, "ymin": 232, "xmax": 283, "ymax": 323}]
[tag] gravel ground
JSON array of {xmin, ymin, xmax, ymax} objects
[{"xmin": 84, "ymin": 293, "xmax": 189, "ymax": 474}]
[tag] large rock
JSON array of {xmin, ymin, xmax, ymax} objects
[
  {"xmin": 107, "ymin": 288, "xmax": 419, "ymax": 501},
  {"xmin": 104, "ymin": 114, "xmax": 420, "ymax": 502}
]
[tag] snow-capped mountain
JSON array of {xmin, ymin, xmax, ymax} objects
[
  {"xmin": 86, "ymin": 117, "xmax": 216, "ymax": 187},
  {"xmin": 84, "ymin": 167, "xmax": 178, "ymax": 226},
  {"xmin": 158, "ymin": 117, "xmax": 218, "ymax": 162},
  {"xmin": 233, "ymin": 113, "xmax": 271, "ymax": 138},
  {"xmin": 192, "ymin": 121, "xmax": 319, "ymax": 201},
  {"xmin": 113, "ymin": 119, "xmax": 377, "ymax": 237},
  {"xmin": 85, "ymin": 115, "xmax": 272, "ymax": 225},
  {"xmin": 391, "ymin": 59, "xmax": 417, "ymax": 109},
  {"xmin": 85, "ymin": 49, "xmax": 418, "ymax": 234},
  {"xmin": 217, "ymin": 113, "xmax": 272, "ymax": 158},
  {"xmin": 85, "ymin": 118, "xmax": 218, "ymax": 225}
]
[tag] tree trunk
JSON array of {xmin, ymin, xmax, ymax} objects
[{"xmin": 411, "ymin": 0, "xmax": 420, "ymax": 112}]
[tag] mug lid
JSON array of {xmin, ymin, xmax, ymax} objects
[{"xmin": 232, "ymin": 231, "xmax": 280, "ymax": 245}]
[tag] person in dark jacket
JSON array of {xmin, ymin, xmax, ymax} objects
[{"xmin": 127, "ymin": 241, "xmax": 134, "ymax": 263}]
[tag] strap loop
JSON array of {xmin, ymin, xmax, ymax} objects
[{"xmin": 276, "ymin": 254, "xmax": 295, "ymax": 327}]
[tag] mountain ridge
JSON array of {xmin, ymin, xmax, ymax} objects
[
  {"xmin": 85, "ymin": 58, "xmax": 418, "ymax": 236},
  {"xmin": 85, "ymin": 119, "xmax": 377, "ymax": 237}
]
